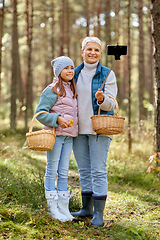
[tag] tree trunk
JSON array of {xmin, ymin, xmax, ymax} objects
[
  {"xmin": 146, "ymin": 2, "xmax": 154, "ymax": 105},
  {"xmin": 150, "ymin": 0, "xmax": 160, "ymax": 153},
  {"xmin": 43, "ymin": 10, "xmax": 50, "ymax": 88},
  {"xmin": 50, "ymin": 0, "xmax": 55, "ymax": 79},
  {"xmin": 25, "ymin": 0, "xmax": 33, "ymax": 129},
  {"xmin": 66, "ymin": 0, "xmax": 70, "ymax": 56},
  {"xmin": 59, "ymin": 0, "xmax": 64, "ymax": 55},
  {"xmin": 104, "ymin": 0, "xmax": 111, "ymax": 66},
  {"xmin": 17, "ymin": 32, "xmax": 24, "ymax": 118},
  {"xmin": 138, "ymin": 0, "xmax": 146, "ymax": 122},
  {"xmin": 115, "ymin": 0, "xmax": 122, "ymax": 104},
  {"xmin": 0, "ymin": 0, "xmax": 5, "ymax": 102},
  {"xmin": 17, "ymin": 55, "xmax": 24, "ymax": 112},
  {"xmin": 84, "ymin": 0, "xmax": 89, "ymax": 36},
  {"xmin": 128, "ymin": 0, "xmax": 132, "ymax": 152},
  {"xmin": 96, "ymin": 0, "xmax": 101, "ymax": 39},
  {"xmin": 11, "ymin": 0, "xmax": 19, "ymax": 129},
  {"xmin": 120, "ymin": 16, "xmax": 128, "ymax": 102}
]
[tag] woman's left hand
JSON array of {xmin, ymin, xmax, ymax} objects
[{"xmin": 95, "ymin": 89, "xmax": 104, "ymax": 102}]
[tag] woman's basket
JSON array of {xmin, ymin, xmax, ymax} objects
[
  {"xmin": 26, "ymin": 111, "xmax": 56, "ymax": 151},
  {"xmin": 91, "ymin": 96, "xmax": 125, "ymax": 135}
]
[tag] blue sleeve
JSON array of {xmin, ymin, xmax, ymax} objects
[{"xmin": 35, "ymin": 86, "xmax": 61, "ymax": 127}]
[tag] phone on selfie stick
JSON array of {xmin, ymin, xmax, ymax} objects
[{"xmin": 107, "ymin": 44, "xmax": 127, "ymax": 60}]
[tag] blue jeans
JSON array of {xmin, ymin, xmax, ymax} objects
[
  {"xmin": 73, "ymin": 134, "xmax": 111, "ymax": 196},
  {"xmin": 45, "ymin": 136, "xmax": 72, "ymax": 191}
]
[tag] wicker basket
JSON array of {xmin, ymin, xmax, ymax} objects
[
  {"xmin": 91, "ymin": 96, "xmax": 125, "ymax": 135},
  {"xmin": 26, "ymin": 111, "xmax": 56, "ymax": 151}
]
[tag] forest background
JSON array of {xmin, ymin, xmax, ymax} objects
[{"xmin": 0, "ymin": 0, "xmax": 160, "ymax": 153}]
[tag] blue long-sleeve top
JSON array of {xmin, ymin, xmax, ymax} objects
[{"xmin": 35, "ymin": 86, "xmax": 61, "ymax": 127}]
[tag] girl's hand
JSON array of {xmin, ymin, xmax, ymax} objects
[
  {"xmin": 95, "ymin": 89, "xmax": 104, "ymax": 102},
  {"xmin": 57, "ymin": 116, "xmax": 69, "ymax": 128}
]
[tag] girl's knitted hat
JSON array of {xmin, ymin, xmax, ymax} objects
[{"xmin": 51, "ymin": 56, "xmax": 74, "ymax": 77}]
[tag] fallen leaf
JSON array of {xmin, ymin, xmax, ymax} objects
[{"xmin": 104, "ymin": 220, "xmax": 114, "ymax": 228}]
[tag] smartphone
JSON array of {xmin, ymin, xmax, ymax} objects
[{"xmin": 107, "ymin": 45, "xmax": 127, "ymax": 60}]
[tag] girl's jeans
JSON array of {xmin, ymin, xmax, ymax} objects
[
  {"xmin": 45, "ymin": 136, "xmax": 72, "ymax": 192},
  {"xmin": 73, "ymin": 134, "xmax": 111, "ymax": 196}
]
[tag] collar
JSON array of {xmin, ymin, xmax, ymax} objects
[
  {"xmin": 83, "ymin": 61, "xmax": 99, "ymax": 70},
  {"xmin": 75, "ymin": 61, "xmax": 102, "ymax": 77}
]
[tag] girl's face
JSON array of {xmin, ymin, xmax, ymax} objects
[
  {"xmin": 60, "ymin": 65, "xmax": 74, "ymax": 82},
  {"xmin": 81, "ymin": 42, "xmax": 102, "ymax": 64}
]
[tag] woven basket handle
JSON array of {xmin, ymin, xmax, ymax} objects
[
  {"xmin": 98, "ymin": 96, "xmax": 119, "ymax": 117},
  {"xmin": 29, "ymin": 111, "xmax": 55, "ymax": 133}
]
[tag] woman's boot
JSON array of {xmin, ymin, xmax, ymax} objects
[
  {"xmin": 57, "ymin": 191, "xmax": 74, "ymax": 221},
  {"xmin": 71, "ymin": 191, "xmax": 94, "ymax": 218},
  {"xmin": 91, "ymin": 196, "xmax": 106, "ymax": 227},
  {"xmin": 45, "ymin": 191, "xmax": 67, "ymax": 221}
]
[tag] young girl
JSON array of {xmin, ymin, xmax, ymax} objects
[{"xmin": 35, "ymin": 56, "xmax": 78, "ymax": 222}]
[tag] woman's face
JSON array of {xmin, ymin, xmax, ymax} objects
[
  {"xmin": 81, "ymin": 42, "xmax": 102, "ymax": 64},
  {"xmin": 60, "ymin": 65, "xmax": 74, "ymax": 82}
]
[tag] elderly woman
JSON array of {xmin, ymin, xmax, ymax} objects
[{"xmin": 72, "ymin": 37, "xmax": 118, "ymax": 227}]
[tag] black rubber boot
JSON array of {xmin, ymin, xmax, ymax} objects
[
  {"xmin": 91, "ymin": 198, "xmax": 106, "ymax": 227},
  {"xmin": 71, "ymin": 192, "xmax": 93, "ymax": 218}
]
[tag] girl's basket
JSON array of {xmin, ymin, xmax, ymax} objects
[
  {"xmin": 26, "ymin": 111, "xmax": 56, "ymax": 151},
  {"xmin": 91, "ymin": 96, "xmax": 125, "ymax": 135}
]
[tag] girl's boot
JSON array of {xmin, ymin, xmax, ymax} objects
[
  {"xmin": 45, "ymin": 191, "xmax": 67, "ymax": 221},
  {"xmin": 57, "ymin": 191, "xmax": 74, "ymax": 221},
  {"xmin": 71, "ymin": 191, "xmax": 94, "ymax": 217},
  {"xmin": 91, "ymin": 196, "xmax": 106, "ymax": 227}
]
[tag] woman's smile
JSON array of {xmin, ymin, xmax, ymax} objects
[{"xmin": 81, "ymin": 42, "xmax": 102, "ymax": 64}]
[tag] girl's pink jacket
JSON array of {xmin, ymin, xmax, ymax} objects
[{"xmin": 43, "ymin": 81, "xmax": 78, "ymax": 137}]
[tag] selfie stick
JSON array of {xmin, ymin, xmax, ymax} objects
[
  {"xmin": 93, "ymin": 60, "xmax": 117, "ymax": 104},
  {"xmin": 99, "ymin": 60, "xmax": 117, "ymax": 91}
]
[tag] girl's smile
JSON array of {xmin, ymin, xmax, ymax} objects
[{"xmin": 60, "ymin": 65, "xmax": 74, "ymax": 81}]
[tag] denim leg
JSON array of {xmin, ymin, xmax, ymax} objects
[
  {"xmin": 73, "ymin": 135, "xmax": 92, "ymax": 192},
  {"xmin": 57, "ymin": 136, "xmax": 72, "ymax": 191},
  {"xmin": 89, "ymin": 135, "xmax": 111, "ymax": 196},
  {"xmin": 45, "ymin": 136, "xmax": 72, "ymax": 192},
  {"xmin": 73, "ymin": 134, "xmax": 111, "ymax": 196}
]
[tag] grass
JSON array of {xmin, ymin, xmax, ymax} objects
[{"xmin": 0, "ymin": 122, "xmax": 160, "ymax": 240}]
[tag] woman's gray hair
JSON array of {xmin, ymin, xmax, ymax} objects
[{"xmin": 81, "ymin": 37, "xmax": 102, "ymax": 50}]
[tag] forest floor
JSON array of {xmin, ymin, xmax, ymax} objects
[{"xmin": 0, "ymin": 122, "xmax": 160, "ymax": 240}]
